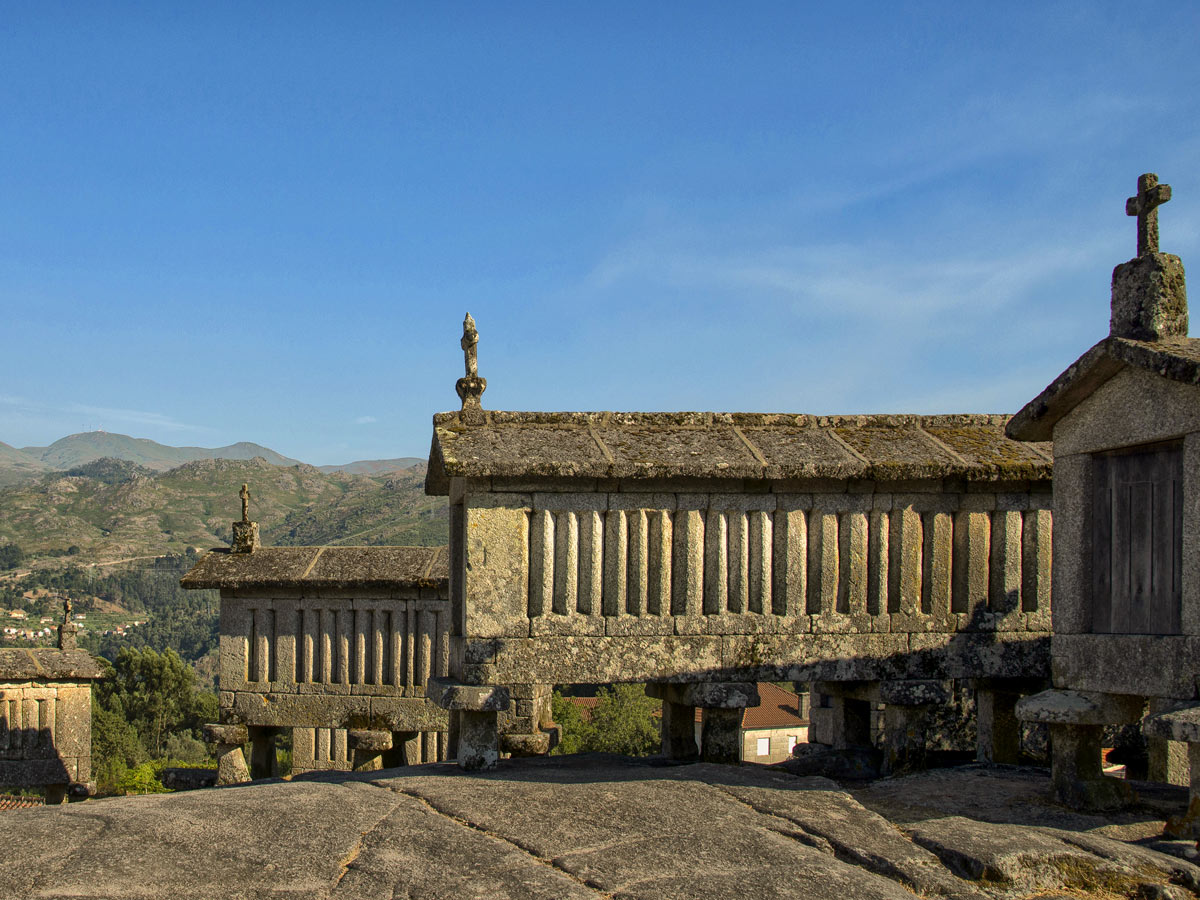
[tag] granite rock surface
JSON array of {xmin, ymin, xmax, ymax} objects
[{"xmin": 3, "ymin": 756, "xmax": 1198, "ymax": 900}]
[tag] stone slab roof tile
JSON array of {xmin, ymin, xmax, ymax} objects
[
  {"xmin": 0, "ymin": 649, "xmax": 105, "ymax": 681},
  {"xmin": 426, "ymin": 411, "xmax": 1051, "ymax": 493},
  {"xmin": 1008, "ymin": 335, "xmax": 1200, "ymax": 442},
  {"xmin": 180, "ymin": 546, "xmax": 448, "ymax": 591}
]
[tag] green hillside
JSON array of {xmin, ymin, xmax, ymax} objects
[
  {"xmin": 0, "ymin": 456, "xmax": 446, "ymax": 569},
  {"xmin": 0, "ymin": 441, "xmax": 49, "ymax": 487},
  {"xmin": 24, "ymin": 431, "xmax": 301, "ymax": 472}
]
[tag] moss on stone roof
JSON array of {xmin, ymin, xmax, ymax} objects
[
  {"xmin": 426, "ymin": 412, "xmax": 1051, "ymax": 494},
  {"xmin": 180, "ymin": 545, "xmax": 448, "ymax": 591}
]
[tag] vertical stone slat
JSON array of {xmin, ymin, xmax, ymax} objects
[
  {"xmin": 921, "ymin": 512, "xmax": 953, "ymax": 618},
  {"xmin": 704, "ymin": 510, "xmax": 729, "ymax": 615},
  {"xmin": 726, "ymin": 510, "xmax": 749, "ymax": 614},
  {"xmin": 405, "ymin": 605, "xmax": 416, "ymax": 690},
  {"xmin": 647, "ymin": 509, "xmax": 672, "ymax": 616},
  {"xmin": 319, "ymin": 609, "xmax": 335, "ymax": 685},
  {"xmin": 773, "ymin": 506, "xmax": 807, "ymax": 617},
  {"xmin": 275, "ymin": 602, "xmax": 297, "ymax": 687},
  {"xmin": 417, "ymin": 610, "xmax": 436, "ymax": 692},
  {"xmin": 337, "ymin": 609, "xmax": 353, "ymax": 686},
  {"xmin": 438, "ymin": 608, "xmax": 451, "ymax": 676},
  {"xmin": 626, "ymin": 509, "xmax": 648, "ymax": 616},
  {"xmin": 553, "ymin": 510, "xmax": 579, "ymax": 616},
  {"xmin": 577, "ymin": 510, "xmax": 603, "ymax": 615},
  {"xmin": 352, "ymin": 609, "xmax": 369, "ymax": 686},
  {"xmin": 529, "ymin": 509, "xmax": 554, "ymax": 618},
  {"xmin": 748, "ymin": 509, "xmax": 770, "ymax": 615},
  {"xmin": 10, "ymin": 699, "xmax": 21, "ymax": 752},
  {"xmin": 988, "ymin": 510, "xmax": 1022, "ymax": 617},
  {"xmin": 300, "ymin": 606, "xmax": 316, "ymax": 684},
  {"xmin": 837, "ymin": 510, "xmax": 868, "ymax": 617},
  {"xmin": 253, "ymin": 608, "xmax": 272, "ymax": 683},
  {"xmin": 671, "ymin": 506, "xmax": 704, "ymax": 617},
  {"xmin": 867, "ymin": 509, "xmax": 889, "ymax": 616},
  {"xmin": 603, "ymin": 509, "xmax": 628, "ymax": 617},
  {"xmin": 1022, "ymin": 508, "xmax": 1052, "ymax": 613},
  {"xmin": 807, "ymin": 510, "xmax": 838, "ymax": 616},
  {"xmin": 334, "ymin": 729, "xmax": 348, "ymax": 765},
  {"xmin": 0, "ymin": 695, "xmax": 8, "ymax": 752},
  {"xmin": 390, "ymin": 606, "xmax": 405, "ymax": 688},
  {"xmin": 888, "ymin": 506, "xmax": 924, "ymax": 617},
  {"xmin": 951, "ymin": 511, "xmax": 991, "ymax": 618},
  {"xmin": 373, "ymin": 610, "xmax": 387, "ymax": 686}
]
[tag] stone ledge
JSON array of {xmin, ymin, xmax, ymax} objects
[
  {"xmin": 427, "ymin": 677, "xmax": 510, "ymax": 712},
  {"xmin": 1016, "ymin": 689, "xmax": 1144, "ymax": 725},
  {"xmin": 1145, "ymin": 705, "xmax": 1200, "ymax": 743},
  {"xmin": 646, "ymin": 681, "xmax": 761, "ymax": 709}
]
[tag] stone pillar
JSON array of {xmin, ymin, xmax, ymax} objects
[
  {"xmin": 428, "ymin": 677, "xmax": 509, "ymax": 771},
  {"xmin": 1017, "ymin": 689, "xmax": 1143, "ymax": 811},
  {"xmin": 976, "ymin": 687, "xmax": 1021, "ymax": 765},
  {"xmin": 829, "ymin": 695, "xmax": 873, "ymax": 749},
  {"xmin": 1148, "ymin": 699, "xmax": 1189, "ymax": 786},
  {"xmin": 647, "ymin": 682, "xmax": 758, "ymax": 765},
  {"xmin": 247, "ymin": 727, "xmax": 278, "ymax": 780},
  {"xmin": 879, "ymin": 681, "xmax": 950, "ymax": 776},
  {"xmin": 204, "ymin": 724, "xmax": 250, "ymax": 785},
  {"xmin": 660, "ymin": 699, "xmax": 699, "ymax": 761},
  {"xmin": 348, "ymin": 730, "xmax": 393, "ymax": 772}
]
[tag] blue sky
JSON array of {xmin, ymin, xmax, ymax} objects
[{"xmin": 3, "ymin": 2, "xmax": 1198, "ymax": 464}]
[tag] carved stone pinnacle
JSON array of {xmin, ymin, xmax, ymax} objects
[{"xmin": 456, "ymin": 312, "xmax": 486, "ymax": 420}]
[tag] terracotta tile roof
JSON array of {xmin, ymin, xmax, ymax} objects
[
  {"xmin": 741, "ymin": 683, "xmax": 807, "ymax": 730},
  {"xmin": 0, "ymin": 794, "xmax": 44, "ymax": 810}
]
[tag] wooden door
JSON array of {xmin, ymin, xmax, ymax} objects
[{"xmin": 1092, "ymin": 442, "xmax": 1183, "ymax": 634}]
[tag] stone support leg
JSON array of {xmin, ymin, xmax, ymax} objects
[
  {"xmin": 882, "ymin": 705, "xmax": 928, "ymax": 776},
  {"xmin": 457, "ymin": 710, "xmax": 501, "ymax": 770},
  {"xmin": 701, "ymin": 708, "xmax": 743, "ymax": 764},
  {"xmin": 976, "ymin": 689, "xmax": 1021, "ymax": 765},
  {"xmin": 248, "ymin": 728, "xmax": 278, "ymax": 780},
  {"xmin": 348, "ymin": 730, "xmax": 392, "ymax": 772},
  {"xmin": 829, "ymin": 696, "xmax": 874, "ymax": 750},
  {"xmin": 1148, "ymin": 699, "xmax": 1189, "ymax": 785},
  {"xmin": 661, "ymin": 699, "xmax": 699, "ymax": 762},
  {"xmin": 216, "ymin": 743, "xmax": 251, "ymax": 785},
  {"xmin": 44, "ymin": 783, "xmax": 67, "ymax": 805},
  {"xmin": 1050, "ymin": 723, "xmax": 1133, "ymax": 811}
]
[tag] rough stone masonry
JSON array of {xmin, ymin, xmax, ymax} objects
[{"xmin": 426, "ymin": 315, "xmax": 1056, "ymax": 772}]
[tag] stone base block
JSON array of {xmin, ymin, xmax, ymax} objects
[
  {"xmin": 1049, "ymin": 723, "xmax": 1135, "ymax": 812},
  {"xmin": 660, "ymin": 698, "xmax": 699, "ymax": 762},
  {"xmin": 429, "ymin": 677, "xmax": 510, "ymax": 712},
  {"xmin": 456, "ymin": 710, "xmax": 500, "ymax": 770},
  {"xmin": 647, "ymin": 681, "xmax": 760, "ymax": 710},
  {"xmin": 216, "ymin": 744, "xmax": 250, "ymax": 785},
  {"xmin": 700, "ymin": 708, "xmax": 742, "ymax": 765},
  {"xmin": 1017, "ymin": 689, "xmax": 1144, "ymax": 726}
]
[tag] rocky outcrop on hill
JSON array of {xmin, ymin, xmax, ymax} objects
[{"xmin": 1, "ymin": 757, "xmax": 1197, "ymax": 899}]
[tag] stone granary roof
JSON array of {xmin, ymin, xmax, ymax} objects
[
  {"xmin": 425, "ymin": 411, "xmax": 1052, "ymax": 494},
  {"xmin": 0, "ymin": 649, "xmax": 105, "ymax": 681},
  {"xmin": 180, "ymin": 546, "xmax": 448, "ymax": 591},
  {"xmin": 1008, "ymin": 335, "xmax": 1200, "ymax": 441}
]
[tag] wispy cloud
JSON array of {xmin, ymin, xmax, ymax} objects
[
  {"xmin": 0, "ymin": 395, "xmax": 208, "ymax": 434},
  {"xmin": 353, "ymin": 415, "xmax": 378, "ymax": 425}
]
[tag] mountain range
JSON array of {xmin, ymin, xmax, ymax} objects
[{"xmin": 0, "ymin": 432, "xmax": 421, "ymax": 486}]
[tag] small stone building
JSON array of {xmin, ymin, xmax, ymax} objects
[
  {"xmin": 1011, "ymin": 174, "xmax": 1200, "ymax": 814},
  {"xmin": 182, "ymin": 542, "xmax": 451, "ymax": 782},
  {"xmin": 0, "ymin": 614, "xmax": 103, "ymax": 803},
  {"xmin": 427, "ymin": 328, "xmax": 1056, "ymax": 770}
]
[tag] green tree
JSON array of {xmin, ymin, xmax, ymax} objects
[
  {"xmin": 95, "ymin": 647, "xmax": 213, "ymax": 756},
  {"xmin": 0, "ymin": 543, "xmax": 23, "ymax": 570},
  {"xmin": 552, "ymin": 684, "xmax": 661, "ymax": 757}
]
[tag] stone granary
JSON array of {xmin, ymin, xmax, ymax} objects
[
  {"xmin": 181, "ymin": 493, "xmax": 451, "ymax": 783},
  {"xmin": 426, "ymin": 316, "xmax": 1056, "ymax": 770},
  {"xmin": 1011, "ymin": 173, "xmax": 1200, "ymax": 815},
  {"xmin": 0, "ymin": 603, "xmax": 103, "ymax": 803}
]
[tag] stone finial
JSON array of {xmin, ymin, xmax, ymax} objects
[
  {"xmin": 455, "ymin": 312, "xmax": 487, "ymax": 424},
  {"xmin": 1111, "ymin": 174, "xmax": 1188, "ymax": 341},
  {"xmin": 57, "ymin": 596, "xmax": 77, "ymax": 651},
  {"xmin": 1126, "ymin": 173, "xmax": 1172, "ymax": 258},
  {"xmin": 231, "ymin": 483, "xmax": 260, "ymax": 553}
]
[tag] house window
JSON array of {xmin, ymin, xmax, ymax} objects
[
  {"xmin": 1092, "ymin": 441, "xmax": 1183, "ymax": 635},
  {"xmin": 787, "ymin": 735, "xmax": 797, "ymax": 753},
  {"xmin": 756, "ymin": 737, "xmax": 770, "ymax": 756}
]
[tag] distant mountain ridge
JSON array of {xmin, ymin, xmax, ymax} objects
[
  {"xmin": 0, "ymin": 431, "xmax": 424, "ymax": 486},
  {"xmin": 18, "ymin": 432, "xmax": 302, "ymax": 472}
]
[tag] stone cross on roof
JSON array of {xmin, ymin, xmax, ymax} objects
[
  {"xmin": 1126, "ymin": 172, "xmax": 1172, "ymax": 257},
  {"xmin": 240, "ymin": 483, "xmax": 251, "ymax": 523}
]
